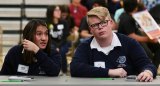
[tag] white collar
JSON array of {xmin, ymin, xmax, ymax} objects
[{"xmin": 90, "ymin": 32, "xmax": 121, "ymax": 55}]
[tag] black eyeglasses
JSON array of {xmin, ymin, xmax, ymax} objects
[{"xmin": 89, "ymin": 20, "xmax": 110, "ymax": 29}]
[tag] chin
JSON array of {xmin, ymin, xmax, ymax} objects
[
  {"xmin": 98, "ymin": 35, "xmax": 107, "ymax": 38},
  {"xmin": 40, "ymin": 46, "xmax": 46, "ymax": 49}
]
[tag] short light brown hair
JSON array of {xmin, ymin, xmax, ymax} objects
[{"xmin": 87, "ymin": 7, "xmax": 111, "ymax": 24}]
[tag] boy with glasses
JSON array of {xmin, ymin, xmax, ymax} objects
[{"xmin": 70, "ymin": 7, "xmax": 157, "ymax": 82}]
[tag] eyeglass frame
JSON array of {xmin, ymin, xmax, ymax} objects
[{"xmin": 89, "ymin": 20, "xmax": 110, "ymax": 29}]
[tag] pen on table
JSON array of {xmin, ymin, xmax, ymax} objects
[
  {"xmin": 0, "ymin": 80, "xmax": 23, "ymax": 82},
  {"xmin": 95, "ymin": 78, "xmax": 114, "ymax": 80}
]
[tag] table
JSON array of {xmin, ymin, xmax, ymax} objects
[{"xmin": 0, "ymin": 76, "xmax": 160, "ymax": 86}]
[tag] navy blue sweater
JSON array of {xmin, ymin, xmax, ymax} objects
[
  {"xmin": 70, "ymin": 33, "xmax": 157, "ymax": 78},
  {"xmin": 1, "ymin": 45, "xmax": 61, "ymax": 76}
]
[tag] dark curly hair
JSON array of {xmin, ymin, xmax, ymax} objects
[{"xmin": 123, "ymin": 0, "xmax": 138, "ymax": 13}]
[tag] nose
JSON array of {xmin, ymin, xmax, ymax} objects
[
  {"xmin": 41, "ymin": 34, "xmax": 47, "ymax": 40},
  {"xmin": 98, "ymin": 24, "xmax": 103, "ymax": 30}
]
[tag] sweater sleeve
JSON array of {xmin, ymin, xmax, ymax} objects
[
  {"xmin": 70, "ymin": 43, "xmax": 109, "ymax": 77},
  {"xmin": 1, "ymin": 49, "xmax": 14, "ymax": 75},
  {"xmin": 0, "ymin": 45, "xmax": 20, "ymax": 75},
  {"xmin": 35, "ymin": 48, "xmax": 61, "ymax": 76},
  {"xmin": 128, "ymin": 39, "xmax": 157, "ymax": 78}
]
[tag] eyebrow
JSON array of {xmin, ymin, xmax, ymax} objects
[{"xmin": 90, "ymin": 21, "xmax": 103, "ymax": 26}]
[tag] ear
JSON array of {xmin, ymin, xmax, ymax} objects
[
  {"xmin": 109, "ymin": 19, "xmax": 113, "ymax": 24},
  {"xmin": 110, "ymin": 19, "xmax": 118, "ymax": 30},
  {"xmin": 108, "ymin": 19, "xmax": 113, "ymax": 26},
  {"xmin": 89, "ymin": 27, "xmax": 93, "ymax": 34}
]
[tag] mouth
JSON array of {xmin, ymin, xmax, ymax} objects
[
  {"xmin": 99, "ymin": 31, "xmax": 105, "ymax": 35},
  {"xmin": 40, "ymin": 42, "xmax": 47, "ymax": 47}
]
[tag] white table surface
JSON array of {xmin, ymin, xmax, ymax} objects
[{"xmin": 0, "ymin": 76, "xmax": 160, "ymax": 86}]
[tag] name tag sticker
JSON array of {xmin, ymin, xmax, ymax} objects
[
  {"xmin": 94, "ymin": 62, "xmax": 105, "ymax": 68},
  {"xmin": 57, "ymin": 24, "xmax": 64, "ymax": 30},
  {"xmin": 17, "ymin": 64, "xmax": 29, "ymax": 74}
]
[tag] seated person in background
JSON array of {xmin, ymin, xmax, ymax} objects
[
  {"xmin": 118, "ymin": 0, "xmax": 160, "ymax": 68},
  {"xmin": 46, "ymin": 5, "xmax": 71, "ymax": 75},
  {"xmin": 149, "ymin": 4, "xmax": 160, "ymax": 25},
  {"xmin": 114, "ymin": 0, "xmax": 146, "ymax": 24},
  {"xmin": 0, "ymin": 19, "xmax": 61, "ymax": 76},
  {"xmin": 61, "ymin": 5, "xmax": 79, "ymax": 48},
  {"xmin": 69, "ymin": 0, "xmax": 88, "ymax": 27},
  {"xmin": 70, "ymin": 7, "xmax": 157, "ymax": 82}
]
